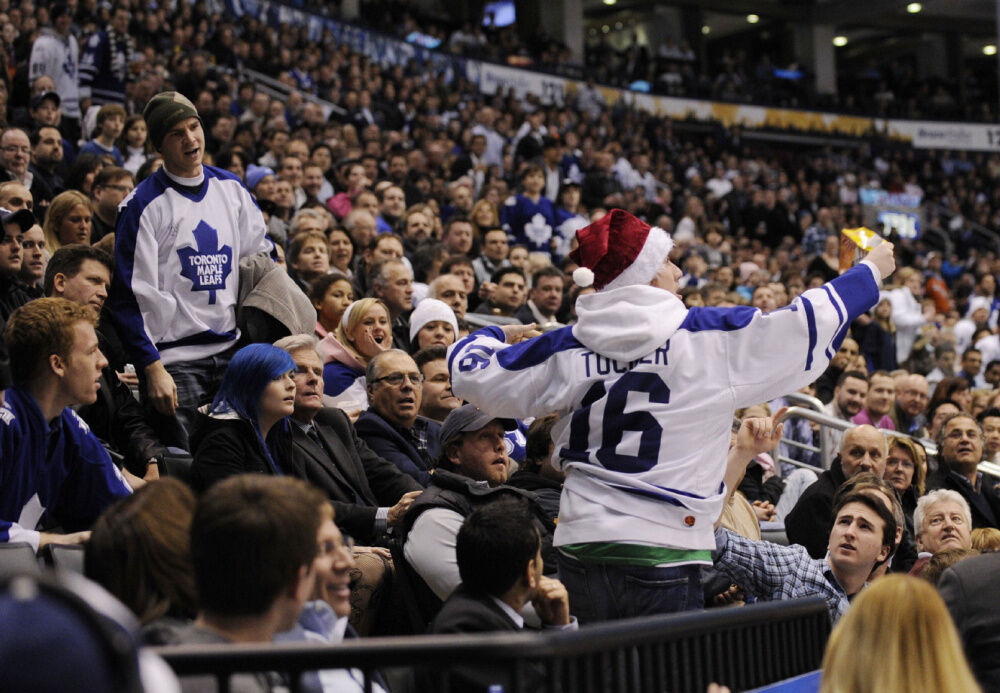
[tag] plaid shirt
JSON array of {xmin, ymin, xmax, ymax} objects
[{"xmin": 714, "ymin": 528, "xmax": 848, "ymax": 623}]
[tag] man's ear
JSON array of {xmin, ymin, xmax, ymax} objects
[
  {"xmin": 445, "ymin": 441, "xmax": 462, "ymax": 468},
  {"xmin": 288, "ymin": 563, "xmax": 314, "ymax": 604},
  {"xmin": 877, "ymin": 543, "xmax": 892, "ymax": 565},
  {"xmin": 51, "ymin": 272, "xmax": 67, "ymax": 296},
  {"xmin": 49, "ymin": 352, "xmax": 66, "ymax": 378},
  {"xmin": 915, "ymin": 533, "xmax": 925, "ymax": 553}
]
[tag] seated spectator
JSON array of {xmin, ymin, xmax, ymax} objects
[
  {"xmin": 408, "ymin": 298, "xmax": 458, "ymax": 353},
  {"xmin": 327, "ymin": 227, "xmax": 354, "ymax": 278},
  {"xmin": 88, "ymin": 167, "xmax": 134, "ymax": 242},
  {"xmin": 79, "ymin": 104, "xmax": 126, "ymax": 167},
  {"xmin": 890, "ymin": 373, "xmax": 929, "ymax": 436},
  {"xmin": 429, "ymin": 499, "xmax": 575, "ymax": 693},
  {"xmin": 318, "ymin": 297, "xmax": 392, "ymax": 411},
  {"xmin": 507, "ymin": 414, "xmax": 564, "ymax": 523},
  {"xmin": 926, "ymin": 344, "xmax": 957, "ymax": 388},
  {"xmin": 813, "ymin": 337, "xmax": 859, "ymax": 404},
  {"xmin": 821, "ymin": 370, "xmax": 868, "ymax": 464},
  {"xmin": 850, "ymin": 370, "xmax": 896, "ymax": 430},
  {"xmin": 501, "ymin": 163, "xmax": 556, "ymax": 255},
  {"xmin": 117, "ymin": 114, "xmax": 154, "ymax": 177},
  {"xmin": 84, "ymin": 478, "xmax": 198, "ymax": 625},
  {"xmin": 309, "ymin": 273, "xmax": 354, "ymax": 339},
  {"xmin": 29, "ymin": 125, "xmax": 65, "ymax": 203},
  {"xmin": 940, "ymin": 547, "xmax": 1000, "ymax": 690},
  {"xmin": 274, "ymin": 334, "xmax": 422, "ymax": 546},
  {"xmin": 287, "ymin": 230, "xmax": 331, "ymax": 291},
  {"xmin": 18, "ymin": 222, "xmax": 46, "ymax": 294},
  {"xmin": 1, "ymin": 298, "xmax": 134, "ymax": 551},
  {"xmin": 43, "ymin": 189, "xmax": 92, "ymax": 254},
  {"xmin": 884, "ymin": 437, "xmax": 926, "ymax": 538},
  {"xmin": 930, "ymin": 376, "xmax": 973, "ymax": 414},
  {"xmin": 514, "ymin": 266, "xmax": 565, "ymax": 327},
  {"xmin": 715, "ymin": 488, "xmax": 896, "ymax": 622},
  {"xmin": 0, "ymin": 206, "xmax": 37, "ymax": 326},
  {"xmin": 785, "ymin": 425, "xmax": 887, "ymax": 559},
  {"xmin": 472, "ymin": 228, "xmax": 512, "ymax": 287},
  {"xmin": 473, "ymin": 266, "xmax": 527, "ymax": 319},
  {"xmin": 822, "ymin": 575, "xmax": 980, "ymax": 693},
  {"xmin": 427, "ymin": 272, "xmax": 469, "ymax": 320},
  {"xmin": 190, "ymin": 344, "xmax": 297, "ymax": 493},
  {"xmin": 918, "ymin": 546, "xmax": 980, "ymax": 585},
  {"xmin": 911, "ymin": 489, "xmax": 973, "ymax": 573},
  {"xmin": 927, "ymin": 412, "xmax": 1000, "ymax": 529},
  {"xmin": 971, "ymin": 527, "xmax": 1000, "ymax": 552},
  {"xmin": 402, "ymin": 404, "xmax": 556, "ymax": 608},
  {"xmin": 148, "ymin": 475, "xmax": 322, "ymax": 692},
  {"xmin": 413, "ymin": 345, "xmax": 461, "ymax": 423},
  {"xmin": 355, "ymin": 350, "xmax": 441, "ymax": 485},
  {"xmin": 45, "ymin": 245, "xmax": 167, "ymax": 479},
  {"xmin": 927, "ymin": 399, "xmax": 962, "ymax": 442},
  {"xmin": 370, "ymin": 258, "xmax": 415, "ymax": 351}
]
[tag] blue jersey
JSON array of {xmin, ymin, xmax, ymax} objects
[
  {"xmin": 501, "ymin": 194, "xmax": 557, "ymax": 255},
  {"xmin": 78, "ymin": 29, "xmax": 133, "ymax": 105},
  {"xmin": 0, "ymin": 387, "xmax": 132, "ymax": 551}
]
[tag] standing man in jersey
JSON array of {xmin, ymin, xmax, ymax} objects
[
  {"xmin": 110, "ymin": 92, "xmax": 275, "ymax": 449},
  {"xmin": 448, "ymin": 209, "xmax": 896, "ymax": 622}
]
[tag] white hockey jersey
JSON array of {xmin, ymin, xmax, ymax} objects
[
  {"xmin": 449, "ymin": 262, "xmax": 882, "ymax": 552},
  {"xmin": 110, "ymin": 165, "xmax": 274, "ymax": 369},
  {"xmin": 29, "ymin": 28, "xmax": 81, "ymax": 118}
]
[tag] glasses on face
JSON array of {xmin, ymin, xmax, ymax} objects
[
  {"xmin": 104, "ymin": 184, "xmax": 133, "ymax": 193},
  {"xmin": 2, "ymin": 145, "xmax": 29, "ymax": 155},
  {"xmin": 374, "ymin": 371, "xmax": 425, "ymax": 387}
]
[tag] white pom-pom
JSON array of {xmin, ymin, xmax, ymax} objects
[{"xmin": 573, "ymin": 266, "xmax": 595, "ymax": 288}]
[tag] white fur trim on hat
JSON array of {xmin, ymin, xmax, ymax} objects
[
  {"xmin": 409, "ymin": 298, "xmax": 459, "ymax": 343},
  {"xmin": 603, "ymin": 227, "xmax": 674, "ymax": 292},
  {"xmin": 572, "ymin": 267, "xmax": 594, "ymax": 288}
]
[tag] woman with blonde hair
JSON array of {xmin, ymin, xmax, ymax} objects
[
  {"xmin": 820, "ymin": 574, "xmax": 980, "ymax": 693},
  {"xmin": 43, "ymin": 189, "xmax": 92, "ymax": 253},
  {"xmin": 470, "ymin": 198, "xmax": 499, "ymax": 240},
  {"xmin": 318, "ymin": 297, "xmax": 392, "ymax": 413}
]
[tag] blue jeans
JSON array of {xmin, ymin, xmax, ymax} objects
[
  {"xmin": 556, "ymin": 550, "xmax": 704, "ymax": 624},
  {"xmin": 141, "ymin": 351, "xmax": 233, "ymax": 451}
]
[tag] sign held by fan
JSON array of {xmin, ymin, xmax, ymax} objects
[{"xmin": 839, "ymin": 227, "xmax": 884, "ymax": 274}]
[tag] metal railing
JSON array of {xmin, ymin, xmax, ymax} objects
[{"xmin": 154, "ymin": 597, "xmax": 831, "ymax": 693}]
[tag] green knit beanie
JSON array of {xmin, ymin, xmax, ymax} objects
[{"xmin": 143, "ymin": 91, "xmax": 202, "ymax": 151}]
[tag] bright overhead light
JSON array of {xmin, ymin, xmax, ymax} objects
[
  {"xmin": 833, "ymin": 35, "xmax": 848, "ymax": 47},
  {"xmin": 601, "ymin": 24, "xmax": 610, "ymax": 33},
  {"xmin": 746, "ymin": 14, "xmax": 760, "ymax": 24},
  {"xmin": 603, "ymin": 0, "xmax": 616, "ymax": 5},
  {"xmin": 906, "ymin": 2, "xmax": 922, "ymax": 13},
  {"xmin": 701, "ymin": 25, "xmax": 711, "ymax": 35},
  {"xmin": 985, "ymin": 44, "xmax": 998, "ymax": 56}
]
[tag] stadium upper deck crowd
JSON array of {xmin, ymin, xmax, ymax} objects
[{"xmin": 2, "ymin": 0, "xmax": 1000, "ymax": 691}]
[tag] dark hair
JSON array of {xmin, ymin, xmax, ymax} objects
[
  {"xmin": 413, "ymin": 344, "xmax": 447, "ymax": 371},
  {"xmin": 836, "ymin": 370, "xmax": 869, "ymax": 388},
  {"xmin": 443, "ymin": 215, "xmax": 472, "ymax": 237},
  {"xmin": 934, "ymin": 344, "xmax": 956, "ymax": 359},
  {"xmin": 307, "ymin": 271, "xmax": 352, "ymax": 305},
  {"xmin": 44, "ymin": 245, "xmax": 114, "ymax": 297},
  {"xmin": 927, "ymin": 398, "xmax": 962, "ymax": 425},
  {"xmin": 491, "ymin": 266, "xmax": 525, "ymax": 285},
  {"xmin": 531, "ymin": 265, "xmax": 564, "ymax": 288},
  {"xmin": 519, "ymin": 162, "xmax": 544, "ymax": 181},
  {"xmin": 65, "ymin": 153, "xmax": 106, "ymax": 194},
  {"xmin": 962, "ymin": 347, "xmax": 982, "ymax": 360},
  {"xmin": 523, "ymin": 413, "xmax": 559, "ymax": 471},
  {"xmin": 930, "ymin": 376, "xmax": 971, "ymax": 413},
  {"xmin": 988, "ymin": 359, "xmax": 1000, "ymax": 372},
  {"xmin": 456, "ymin": 498, "xmax": 540, "ymax": 597},
  {"xmin": 978, "ymin": 407, "xmax": 1000, "ymax": 423},
  {"xmin": 440, "ymin": 254, "xmax": 475, "ymax": 275},
  {"xmin": 411, "ymin": 241, "xmax": 446, "ymax": 283},
  {"xmin": 191, "ymin": 475, "xmax": 323, "ymax": 616},
  {"xmin": 84, "ymin": 478, "xmax": 198, "ymax": 624},
  {"xmin": 92, "ymin": 166, "xmax": 133, "ymax": 191},
  {"xmin": 918, "ymin": 548, "xmax": 979, "ymax": 586},
  {"xmin": 832, "ymin": 489, "xmax": 897, "ymax": 551},
  {"xmin": 215, "ymin": 148, "xmax": 248, "ymax": 173}
]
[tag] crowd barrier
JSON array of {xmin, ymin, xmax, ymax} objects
[{"xmin": 153, "ymin": 597, "xmax": 831, "ymax": 693}]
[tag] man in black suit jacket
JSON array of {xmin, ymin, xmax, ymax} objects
[
  {"xmin": 429, "ymin": 499, "xmax": 575, "ymax": 693},
  {"xmin": 939, "ymin": 551, "xmax": 1000, "ymax": 692},
  {"xmin": 276, "ymin": 336, "xmax": 422, "ymax": 546},
  {"xmin": 926, "ymin": 413, "xmax": 1000, "ymax": 529}
]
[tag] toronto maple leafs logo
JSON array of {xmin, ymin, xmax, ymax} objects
[
  {"xmin": 524, "ymin": 213, "xmax": 552, "ymax": 248},
  {"xmin": 177, "ymin": 221, "xmax": 233, "ymax": 305}
]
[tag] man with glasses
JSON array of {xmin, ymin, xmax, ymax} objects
[
  {"xmin": 89, "ymin": 167, "xmax": 134, "ymax": 241},
  {"xmin": 927, "ymin": 413, "xmax": 1000, "ymax": 529},
  {"xmin": 0, "ymin": 128, "xmax": 53, "ymax": 210},
  {"xmin": 355, "ymin": 349, "xmax": 441, "ymax": 485},
  {"xmin": 891, "ymin": 373, "xmax": 930, "ymax": 437}
]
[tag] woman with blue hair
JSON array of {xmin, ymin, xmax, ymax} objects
[{"xmin": 190, "ymin": 343, "xmax": 298, "ymax": 493}]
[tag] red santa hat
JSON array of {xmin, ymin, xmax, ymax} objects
[{"xmin": 569, "ymin": 209, "xmax": 674, "ymax": 291}]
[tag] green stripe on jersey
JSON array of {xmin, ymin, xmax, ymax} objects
[{"xmin": 560, "ymin": 542, "xmax": 712, "ymax": 567}]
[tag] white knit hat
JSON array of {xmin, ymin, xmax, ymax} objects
[{"xmin": 409, "ymin": 298, "xmax": 459, "ymax": 342}]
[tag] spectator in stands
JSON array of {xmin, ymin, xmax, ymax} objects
[
  {"xmin": 414, "ymin": 345, "xmax": 461, "ymax": 423},
  {"xmin": 451, "ymin": 210, "xmax": 895, "ymax": 621},
  {"xmin": 927, "ymin": 399, "xmax": 962, "ymax": 442},
  {"xmin": 429, "ymin": 499, "xmax": 575, "ymax": 691},
  {"xmin": 402, "ymin": 404, "xmax": 554, "ymax": 606},
  {"xmin": 370, "ymin": 258, "xmax": 415, "ymax": 351},
  {"xmin": 501, "ymin": 163, "xmax": 556, "ymax": 255},
  {"xmin": 441, "ymin": 216, "xmax": 474, "ymax": 257},
  {"xmin": 428, "ymin": 272, "xmax": 469, "ymax": 320},
  {"xmin": 932, "ymin": 376, "xmax": 973, "ymax": 414},
  {"xmin": 409, "ymin": 298, "xmax": 458, "ymax": 353},
  {"xmin": 891, "ymin": 373, "xmax": 929, "ymax": 436},
  {"xmin": 472, "ymin": 228, "xmax": 512, "ymax": 286},
  {"xmin": 110, "ymin": 92, "xmax": 275, "ymax": 450},
  {"xmin": 515, "ymin": 266, "xmax": 565, "ymax": 326},
  {"xmin": 328, "ymin": 228, "xmax": 354, "ymax": 278},
  {"xmin": 84, "ymin": 478, "xmax": 198, "ymax": 625},
  {"xmin": 0, "ymin": 127, "xmax": 52, "ymax": 208},
  {"xmin": 287, "ymin": 231, "xmax": 331, "ymax": 291},
  {"xmin": 887, "ymin": 267, "xmax": 929, "ymax": 366},
  {"xmin": 507, "ymin": 414, "xmax": 563, "ymax": 524},
  {"xmin": 28, "ymin": 3, "xmax": 82, "ymax": 139},
  {"xmin": 319, "ymin": 297, "xmax": 392, "ymax": 410},
  {"xmin": 152, "ymin": 475, "xmax": 321, "ymax": 674},
  {"xmin": 939, "ymin": 549, "xmax": 1000, "ymax": 690},
  {"xmin": 309, "ymin": 273, "xmax": 354, "ymax": 339},
  {"xmin": 42, "ymin": 190, "xmax": 92, "ymax": 254},
  {"xmin": 190, "ymin": 344, "xmax": 297, "ymax": 492},
  {"xmin": 979, "ymin": 408, "xmax": 1000, "ymax": 464},
  {"xmin": 884, "ymin": 437, "xmax": 925, "ymax": 534},
  {"xmin": 958, "ymin": 347, "xmax": 985, "ymax": 389},
  {"xmin": 813, "ymin": 337, "xmax": 859, "ymax": 404},
  {"xmin": 45, "ymin": 245, "xmax": 166, "ymax": 479},
  {"xmin": 18, "ymin": 223, "xmax": 46, "ymax": 293},
  {"xmin": 851, "ymin": 370, "xmax": 896, "ymax": 430},
  {"xmin": 274, "ymin": 335, "xmax": 422, "ymax": 546},
  {"xmin": 79, "ymin": 104, "xmax": 127, "ymax": 167},
  {"xmin": 927, "ymin": 413, "xmax": 1000, "ymax": 529},
  {"xmin": 926, "ymin": 344, "xmax": 957, "ymax": 388},
  {"xmin": 0, "ymin": 206, "xmax": 36, "ymax": 321},
  {"xmin": 821, "ymin": 575, "xmax": 980, "ymax": 693},
  {"xmin": 0, "ymin": 298, "xmax": 135, "ymax": 551},
  {"xmin": 117, "ymin": 114, "xmax": 154, "ymax": 177},
  {"xmin": 376, "ymin": 184, "xmax": 406, "ymax": 234},
  {"xmin": 29, "ymin": 124, "xmax": 65, "ymax": 200},
  {"xmin": 88, "ymin": 167, "xmax": 134, "ymax": 242},
  {"xmin": 473, "ymin": 266, "xmax": 527, "ymax": 319},
  {"xmin": 913, "ymin": 489, "xmax": 973, "ymax": 573},
  {"xmin": 355, "ymin": 349, "xmax": 441, "ymax": 485},
  {"xmin": 786, "ymin": 425, "xmax": 888, "ymax": 559},
  {"xmin": 822, "ymin": 371, "xmax": 869, "ymax": 461}
]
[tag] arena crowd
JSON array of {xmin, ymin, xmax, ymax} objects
[{"xmin": 1, "ymin": 0, "xmax": 999, "ymax": 692}]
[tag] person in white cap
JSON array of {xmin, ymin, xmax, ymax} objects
[
  {"xmin": 448, "ymin": 208, "xmax": 897, "ymax": 622},
  {"xmin": 409, "ymin": 298, "xmax": 459, "ymax": 352}
]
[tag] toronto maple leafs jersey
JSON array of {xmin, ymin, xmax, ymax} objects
[
  {"xmin": 0, "ymin": 387, "xmax": 132, "ymax": 551},
  {"xmin": 111, "ymin": 165, "xmax": 274, "ymax": 369},
  {"xmin": 448, "ymin": 263, "xmax": 882, "ymax": 553},
  {"xmin": 501, "ymin": 194, "xmax": 557, "ymax": 254},
  {"xmin": 79, "ymin": 29, "xmax": 134, "ymax": 105},
  {"xmin": 29, "ymin": 28, "xmax": 81, "ymax": 118},
  {"xmin": 552, "ymin": 208, "xmax": 589, "ymax": 262}
]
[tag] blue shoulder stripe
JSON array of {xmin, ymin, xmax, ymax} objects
[
  {"xmin": 801, "ymin": 296, "xmax": 818, "ymax": 371},
  {"xmin": 323, "ymin": 362, "xmax": 364, "ymax": 396},
  {"xmin": 447, "ymin": 326, "xmax": 504, "ymax": 375},
  {"xmin": 820, "ymin": 286, "xmax": 844, "ymax": 360},
  {"xmin": 679, "ymin": 306, "xmax": 757, "ymax": 332},
  {"xmin": 828, "ymin": 264, "xmax": 879, "ymax": 321},
  {"xmin": 495, "ymin": 325, "xmax": 582, "ymax": 371}
]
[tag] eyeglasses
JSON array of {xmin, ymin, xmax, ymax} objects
[
  {"xmin": 1, "ymin": 145, "xmax": 29, "ymax": 155},
  {"xmin": 103, "ymin": 184, "xmax": 133, "ymax": 193},
  {"xmin": 373, "ymin": 372, "xmax": 425, "ymax": 387}
]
